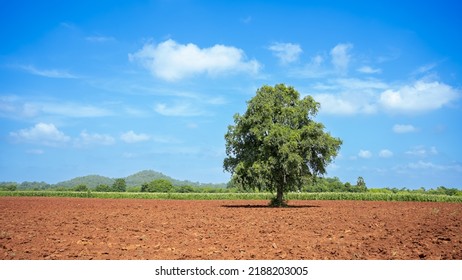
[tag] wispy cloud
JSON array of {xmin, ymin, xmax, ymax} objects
[
  {"xmin": 330, "ymin": 43, "xmax": 353, "ymax": 74},
  {"xmin": 393, "ymin": 124, "xmax": 417, "ymax": 133},
  {"xmin": 268, "ymin": 42, "xmax": 302, "ymax": 64},
  {"xmin": 75, "ymin": 131, "xmax": 115, "ymax": 147},
  {"xmin": 406, "ymin": 146, "xmax": 438, "ymax": 157},
  {"xmin": 379, "ymin": 149, "xmax": 393, "ymax": 158},
  {"xmin": 292, "ymin": 43, "xmax": 353, "ymax": 78},
  {"xmin": 240, "ymin": 16, "xmax": 252, "ymax": 24},
  {"xmin": 154, "ymin": 102, "xmax": 205, "ymax": 117},
  {"xmin": 358, "ymin": 149, "xmax": 372, "ymax": 159},
  {"xmin": 129, "ymin": 39, "xmax": 261, "ymax": 81},
  {"xmin": 405, "ymin": 160, "xmax": 462, "ymax": 172},
  {"xmin": 413, "ymin": 63, "xmax": 437, "ymax": 75},
  {"xmin": 120, "ymin": 131, "xmax": 151, "ymax": 143},
  {"xmin": 18, "ymin": 65, "xmax": 77, "ymax": 79},
  {"xmin": 0, "ymin": 97, "xmax": 112, "ymax": 120},
  {"xmin": 85, "ymin": 35, "xmax": 115, "ymax": 43},
  {"xmin": 357, "ymin": 66, "xmax": 382, "ymax": 74}
]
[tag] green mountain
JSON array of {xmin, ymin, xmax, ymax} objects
[
  {"xmin": 125, "ymin": 170, "xmax": 173, "ymax": 186},
  {"xmin": 56, "ymin": 175, "xmax": 115, "ymax": 189},
  {"xmin": 54, "ymin": 170, "xmax": 227, "ymax": 189}
]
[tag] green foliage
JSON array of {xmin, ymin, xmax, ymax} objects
[
  {"xmin": 1, "ymin": 190, "xmax": 461, "ymax": 203},
  {"xmin": 56, "ymin": 175, "xmax": 115, "ymax": 189},
  {"xmin": 224, "ymin": 84, "xmax": 342, "ymax": 206},
  {"xmin": 94, "ymin": 184, "xmax": 111, "ymax": 192},
  {"xmin": 175, "ymin": 185, "xmax": 195, "ymax": 193},
  {"xmin": 73, "ymin": 184, "xmax": 88, "ymax": 192},
  {"xmin": 17, "ymin": 181, "xmax": 50, "ymax": 190},
  {"xmin": 303, "ymin": 176, "xmax": 367, "ymax": 193},
  {"xmin": 111, "ymin": 178, "xmax": 126, "ymax": 192},
  {"xmin": 0, "ymin": 182, "xmax": 17, "ymax": 191},
  {"xmin": 126, "ymin": 186, "xmax": 142, "ymax": 192},
  {"xmin": 141, "ymin": 178, "xmax": 174, "ymax": 193}
]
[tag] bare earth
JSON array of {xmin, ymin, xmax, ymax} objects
[{"xmin": 0, "ymin": 197, "xmax": 461, "ymax": 260}]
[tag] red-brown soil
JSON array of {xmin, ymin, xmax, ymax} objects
[{"xmin": 0, "ymin": 197, "xmax": 461, "ymax": 260}]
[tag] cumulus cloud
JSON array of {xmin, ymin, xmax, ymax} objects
[
  {"xmin": 393, "ymin": 124, "xmax": 417, "ymax": 133},
  {"xmin": 379, "ymin": 80, "xmax": 460, "ymax": 113},
  {"xmin": 10, "ymin": 123, "xmax": 71, "ymax": 146},
  {"xmin": 312, "ymin": 94, "xmax": 359, "ymax": 115},
  {"xmin": 358, "ymin": 150, "xmax": 372, "ymax": 159},
  {"xmin": 129, "ymin": 39, "xmax": 261, "ymax": 81},
  {"xmin": 268, "ymin": 42, "xmax": 302, "ymax": 64},
  {"xmin": 120, "ymin": 131, "xmax": 150, "ymax": 143},
  {"xmin": 330, "ymin": 43, "xmax": 353, "ymax": 74},
  {"xmin": 379, "ymin": 149, "xmax": 394, "ymax": 158},
  {"xmin": 308, "ymin": 77, "xmax": 459, "ymax": 115}
]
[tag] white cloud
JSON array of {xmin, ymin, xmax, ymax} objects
[
  {"xmin": 85, "ymin": 36, "xmax": 115, "ymax": 42},
  {"xmin": 312, "ymin": 94, "xmax": 359, "ymax": 115},
  {"xmin": 0, "ymin": 97, "xmax": 112, "ymax": 119},
  {"xmin": 120, "ymin": 131, "xmax": 151, "ymax": 143},
  {"xmin": 10, "ymin": 123, "xmax": 71, "ymax": 146},
  {"xmin": 76, "ymin": 131, "xmax": 115, "ymax": 146},
  {"xmin": 268, "ymin": 42, "xmax": 302, "ymax": 64},
  {"xmin": 406, "ymin": 146, "xmax": 438, "ymax": 157},
  {"xmin": 26, "ymin": 149, "xmax": 45, "ymax": 155},
  {"xmin": 358, "ymin": 150, "xmax": 372, "ymax": 159},
  {"xmin": 393, "ymin": 124, "xmax": 417, "ymax": 133},
  {"xmin": 379, "ymin": 149, "xmax": 394, "ymax": 158},
  {"xmin": 357, "ymin": 66, "xmax": 382, "ymax": 74},
  {"xmin": 414, "ymin": 63, "xmax": 437, "ymax": 75},
  {"xmin": 293, "ymin": 55, "xmax": 328, "ymax": 78},
  {"xmin": 240, "ymin": 16, "xmax": 252, "ymax": 24},
  {"xmin": 154, "ymin": 103, "xmax": 204, "ymax": 117},
  {"xmin": 129, "ymin": 39, "xmax": 260, "ymax": 81},
  {"xmin": 19, "ymin": 65, "xmax": 77, "ymax": 79},
  {"xmin": 407, "ymin": 160, "xmax": 462, "ymax": 172},
  {"xmin": 38, "ymin": 103, "xmax": 112, "ymax": 118},
  {"xmin": 330, "ymin": 43, "xmax": 353, "ymax": 73},
  {"xmin": 308, "ymin": 77, "xmax": 459, "ymax": 115},
  {"xmin": 379, "ymin": 79, "xmax": 460, "ymax": 113},
  {"xmin": 334, "ymin": 78, "xmax": 388, "ymax": 91}
]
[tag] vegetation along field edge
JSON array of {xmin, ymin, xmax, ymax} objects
[{"xmin": 1, "ymin": 191, "xmax": 461, "ymax": 203}]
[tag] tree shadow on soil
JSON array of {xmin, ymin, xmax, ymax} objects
[{"xmin": 221, "ymin": 204, "xmax": 320, "ymax": 209}]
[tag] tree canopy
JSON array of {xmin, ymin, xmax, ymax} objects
[{"xmin": 224, "ymin": 84, "xmax": 342, "ymax": 206}]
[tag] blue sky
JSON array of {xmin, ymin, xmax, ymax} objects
[{"xmin": 1, "ymin": 0, "xmax": 461, "ymax": 188}]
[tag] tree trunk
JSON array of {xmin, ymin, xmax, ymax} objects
[
  {"xmin": 276, "ymin": 186, "xmax": 284, "ymax": 206},
  {"xmin": 276, "ymin": 172, "xmax": 286, "ymax": 207}
]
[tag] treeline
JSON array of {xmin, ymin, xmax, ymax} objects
[
  {"xmin": 0, "ymin": 179, "xmax": 231, "ymax": 193},
  {"xmin": 1, "ymin": 177, "xmax": 461, "ymax": 196}
]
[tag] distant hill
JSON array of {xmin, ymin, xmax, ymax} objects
[
  {"xmin": 56, "ymin": 175, "xmax": 115, "ymax": 189},
  {"xmin": 54, "ymin": 170, "xmax": 226, "ymax": 189},
  {"xmin": 124, "ymin": 170, "xmax": 172, "ymax": 187}
]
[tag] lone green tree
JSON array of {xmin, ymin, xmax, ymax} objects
[
  {"xmin": 111, "ymin": 178, "xmax": 126, "ymax": 192},
  {"xmin": 224, "ymin": 84, "xmax": 342, "ymax": 206}
]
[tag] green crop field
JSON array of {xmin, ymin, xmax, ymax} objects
[{"xmin": 1, "ymin": 190, "xmax": 461, "ymax": 203}]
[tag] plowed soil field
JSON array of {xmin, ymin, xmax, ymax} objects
[{"xmin": 1, "ymin": 197, "xmax": 461, "ymax": 260}]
